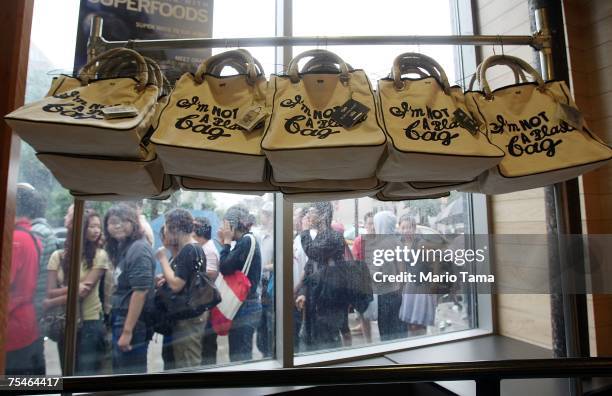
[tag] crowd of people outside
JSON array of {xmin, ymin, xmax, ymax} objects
[{"xmin": 6, "ymin": 186, "xmax": 455, "ymax": 375}]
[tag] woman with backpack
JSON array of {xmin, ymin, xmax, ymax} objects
[
  {"xmin": 44, "ymin": 208, "xmax": 109, "ymax": 375},
  {"xmin": 156, "ymin": 208, "xmax": 208, "ymax": 369}
]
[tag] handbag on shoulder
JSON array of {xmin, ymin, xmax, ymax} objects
[
  {"xmin": 153, "ymin": 244, "xmax": 221, "ymax": 335},
  {"xmin": 465, "ymin": 55, "xmax": 612, "ymax": 194},
  {"xmin": 209, "ymin": 234, "xmax": 256, "ymax": 336}
]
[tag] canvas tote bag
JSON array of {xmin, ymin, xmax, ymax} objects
[
  {"xmin": 377, "ymin": 180, "xmax": 479, "ymax": 199},
  {"xmin": 279, "ymin": 179, "xmax": 385, "ymax": 202},
  {"xmin": 373, "ymin": 188, "xmax": 450, "ymax": 202},
  {"xmin": 210, "ymin": 234, "xmax": 256, "ymax": 336},
  {"xmin": 36, "ymin": 150, "xmax": 166, "ymax": 196},
  {"xmin": 465, "ymin": 55, "xmax": 612, "ymax": 194},
  {"xmin": 262, "ymin": 49, "xmax": 387, "ymax": 183},
  {"xmin": 5, "ymin": 48, "xmax": 159, "ymax": 159},
  {"xmin": 377, "ymin": 53, "xmax": 504, "ymax": 182},
  {"xmin": 179, "ymin": 164, "xmax": 278, "ymax": 195},
  {"xmin": 151, "ymin": 49, "xmax": 268, "ymax": 182},
  {"xmin": 70, "ymin": 174, "xmax": 178, "ymax": 201}
]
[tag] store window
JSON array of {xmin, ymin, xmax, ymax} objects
[
  {"xmin": 5, "ymin": 0, "xmax": 486, "ymax": 377},
  {"xmin": 292, "ymin": 194, "xmax": 475, "ymax": 357}
]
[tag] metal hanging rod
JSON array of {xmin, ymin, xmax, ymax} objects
[{"xmin": 89, "ymin": 16, "xmax": 548, "ymax": 53}]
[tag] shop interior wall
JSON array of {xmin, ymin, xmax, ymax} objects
[
  {"xmin": 563, "ymin": 0, "xmax": 612, "ymax": 357},
  {"xmin": 475, "ymin": 0, "xmax": 553, "ymax": 349}
]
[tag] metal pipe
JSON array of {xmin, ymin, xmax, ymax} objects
[
  {"xmin": 88, "ymin": 16, "xmax": 103, "ymax": 62},
  {"xmin": 534, "ymin": 3, "xmax": 584, "ymax": 396},
  {"xmin": 11, "ymin": 357, "xmax": 612, "ymax": 394},
  {"xmin": 93, "ymin": 33, "xmax": 543, "ymax": 52},
  {"xmin": 275, "ymin": 193, "xmax": 294, "ymax": 367},
  {"xmin": 62, "ymin": 199, "xmax": 84, "ymax": 376}
]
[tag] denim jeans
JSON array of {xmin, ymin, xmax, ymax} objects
[
  {"xmin": 111, "ymin": 311, "xmax": 149, "ymax": 374},
  {"xmin": 5, "ymin": 337, "xmax": 45, "ymax": 375},
  {"xmin": 77, "ymin": 319, "xmax": 106, "ymax": 375},
  {"xmin": 228, "ymin": 299, "xmax": 261, "ymax": 362}
]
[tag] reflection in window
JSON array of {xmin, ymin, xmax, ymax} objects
[
  {"xmin": 77, "ymin": 191, "xmax": 274, "ymax": 374},
  {"xmin": 293, "ymin": 194, "xmax": 473, "ymax": 355}
]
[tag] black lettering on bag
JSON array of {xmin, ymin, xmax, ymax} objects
[
  {"xmin": 508, "ymin": 135, "xmax": 562, "ymax": 157},
  {"xmin": 389, "ymin": 102, "xmax": 425, "ymax": 119},
  {"xmin": 42, "ymin": 102, "xmax": 105, "ymax": 120},
  {"xmin": 284, "ymin": 115, "xmax": 340, "ymax": 139},
  {"xmin": 177, "ymin": 96, "xmax": 209, "ymax": 113},
  {"xmin": 280, "ymin": 95, "xmax": 303, "ymax": 109},
  {"xmin": 175, "ymin": 114, "xmax": 232, "ymax": 140}
]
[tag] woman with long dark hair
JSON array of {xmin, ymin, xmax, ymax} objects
[
  {"xmin": 104, "ymin": 203, "xmax": 155, "ymax": 374},
  {"xmin": 217, "ymin": 205, "xmax": 262, "ymax": 362},
  {"xmin": 44, "ymin": 208, "xmax": 109, "ymax": 375},
  {"xmin": 295, "ymin": 202, "xmax": 348, "ymax": 350}
]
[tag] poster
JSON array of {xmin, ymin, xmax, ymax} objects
[{"xmin": 74, "ymin": 0, "xmax": 214, "ymax": 83}]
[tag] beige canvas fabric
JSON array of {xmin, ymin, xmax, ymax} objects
[
  {"xmin": 151, "ymin": 49, "xmax": 268, "ymax": 182},
  {"xmin": 377, "ymin": 53, "xmax": 504, "ymax": 182},
  {"xmin": 46, "ymin": 75, "xmax": 83, "ymax": 97},
  {"xmin": 270, "ymin": 175, "xmax": 380, "ymax": 190},
  {"xmin": 373, "ymin": 190, "xmax": 450, "ymax": 202},
  {"xmin": 262, "ymin": 49, "xmax": 386, "ymax": 183},
  {"xmin": 465, "ymin": 55, "xmax": 612, "ymax": 194},
  {"xmin": 280, "ymin": 182, "xmax": 385, "ymax": 202},
  {"xmin": 36, "ymin": 150, "xmax": 165, "ymax": 196},
  {"xmin": 179, "ymin": 176, "xmax": 277, "ymax": 196},
  {"xmin": 70, "ymin": 174, "xmax": 178, "ymax": 201},
  {"xmin": 380, "ymin": 180, "xmax": 478, "ymax": 198},
  {"xmin": 5, "ymin": 48, "xmax": 159, "ymax": 159}
]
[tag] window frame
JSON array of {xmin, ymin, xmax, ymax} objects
[
  {"xmin": 31, "ymin": 0, "xmax": 494, "ymax": 374},
  {"xmin": 269, "ymin": 0, "xmax": 494, "ymax": 369}
]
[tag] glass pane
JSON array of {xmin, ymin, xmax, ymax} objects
[
  {"xmin": 4, "ymin": 0, "xmax": 80, "ymax": 376},
  {"xmin": 292, "ymin": 194, "xmax": 475, "ymax": 355},
  {"xmin": 71, "ymin": 192, "xmax": 275, "ymax": 374},
  {"xmin": 292, "ymin": 0, "xmax": 458, "ymax": 84},
  {"xmin": 212, "ymin": 0, "xmax": 277, "ymax": 78}
]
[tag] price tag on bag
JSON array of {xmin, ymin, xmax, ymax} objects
[
  {"xmin": 330, "ymin": 99, "xmax": 370, "ymax": 129},
  {"xmin": 452, "ymin": 108, "xmax": 480, "ymax": 135},
  {"xmin": 102, "ymin": 105, "xmax": 139, "ymax": 119},
  {"xmin": 556, "ymin": 102, "xmax": 584, "ymax": 131},
  {"xmin": 237, "ymin": 105, "xmax": 269, "ymax": 132}
]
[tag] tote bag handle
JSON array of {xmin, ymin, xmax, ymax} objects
[
  {"xmin": 96, "ymin": 54, "xmax": 166, "ymax": 92},
  {"xmin": 392, "ymin": 64, "xmax": 431, "ymax": 79},
  {"xmin": 194, "ymin": 49, "xmax": 261, "ymax": 85},
  {"xmin": 241, "ymin": 234, "xmax": 257, "ymax": 276},
  {"xmin": 207, "ymin": 49, "xmax": 265, "ymax": 78},
  {"xmin": 78, "ymin": 47, "xmax": 149, "ymax": 91},
  {"xmin": 468, "ymin": 58, "xmax": 528, "ymax": 91},
  {"xmin": 301, "ymin": 53, "xmax": 355, "ymax": 74},
  {"xmin": 287, "ymin": 49, "xmax": 351, "ymax": 84},
  {"xmin": 391, "ymin": 52, "xmax": 451, "ymax": 94},
  {"xmin": 479, "ymin": 55, "xmax": 545, "ymax": 98}
]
